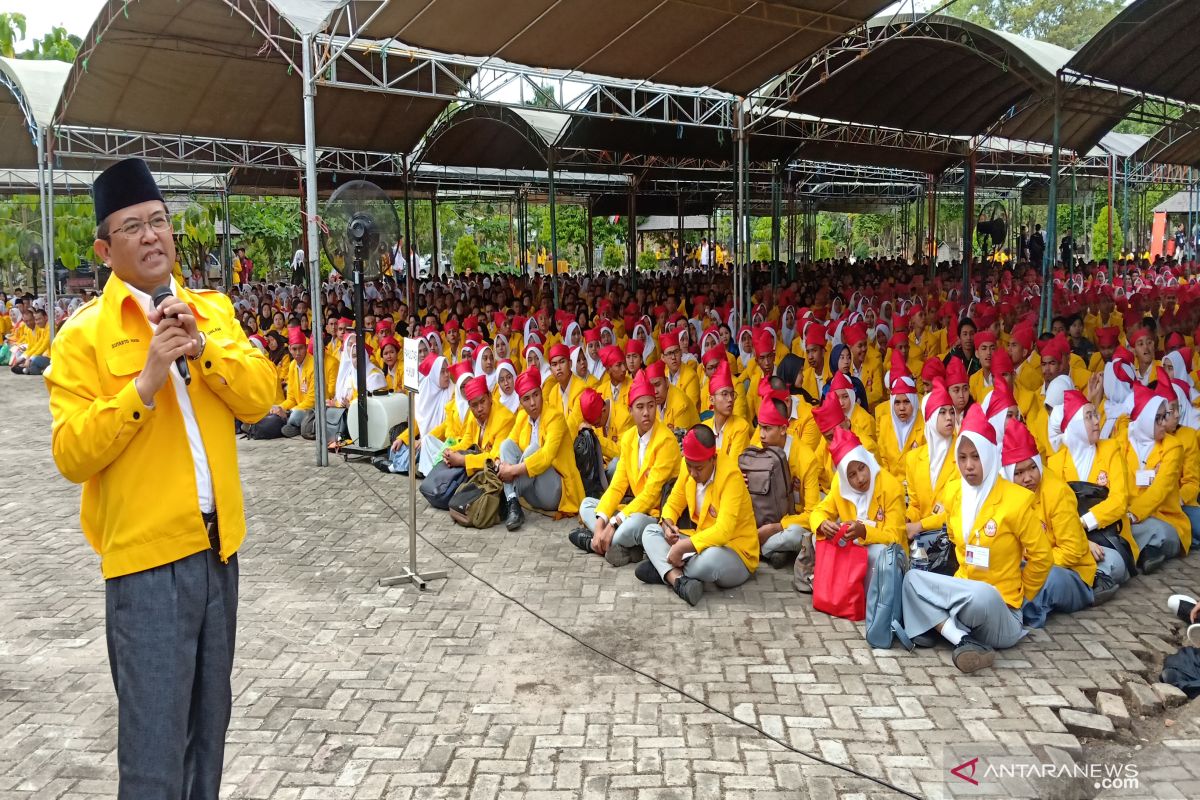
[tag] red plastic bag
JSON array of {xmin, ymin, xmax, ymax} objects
[{"xmin": 812, "ymin": 525, "xmax": 868, "ymax": 621}]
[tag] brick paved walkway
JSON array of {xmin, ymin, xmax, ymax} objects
[{"xmin": 1, "ymin": 375, "xmax": 1197, "ymax": 799}]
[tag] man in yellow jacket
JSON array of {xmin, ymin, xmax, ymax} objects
[
  {"xmin": 572, "ymin": 371, "xmax": 680, "ymax": 566},
  {"xmin": 496, "ymin": 367, "xmax": 585, "ymax": 530},
  {"xmin": 442, "ymin": 375, "xmax": 515, "ymax": 475},
  {"xmin": 259, "ymin": 326, "xmax": 313, "ymax": 433},
  {"xmin": 646, "ymin": 359, "xmax": 700, "ymax": 431},
  {"xmin": 9, "ymin": 305, "xmax": 50, "ymax": 374},
  {"xmin": 637, "ymin": 425, "xmax": 760, "ymax": 605},
  {"xmin": 45, "ymin": 158, "xmax": 276, "ymax": 798}
]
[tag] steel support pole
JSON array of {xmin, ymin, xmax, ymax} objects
[
  {"xmin": 402, "ymin": 153, "xmax": 414, "ymax": 300},
  {"xmin": 586, "ymin": 200, "xmax": 594, "ymax": 275},
  {"xmin": 1041, "ymin": 80, "xmax": 1061, "ymax": 333},
  {"xmin": 34, "ymin": 127, "xmax": 51, "ymax": 326},
  {"xmin": 1107, "ymin": 154, "xmax": 1115, "ymax": 276},
  {"xmin": 627, "ymin": 180, "xmax": 638, "ymax": 290},
  {"xmin": 301, "ymin": 32, "xmax": 328, "ymax": 466},
  {"xmin": 430, "ymin": 189, "xmax": 439, "ymax": 280},
  {"xmin": 1121, "ymin": 159, "xmax": 1129, "ymax": 259},
  {"xmin": 221, "ymin": 183, "xmax": 232, "ymax": 291},
  {"xmin": 45, "ymin": 136, "xmax": 56, "ymax": 330},
  {"xmin": 771, "ymin": 161, "xmax": 782, "ymax": 288},
  {"xmin": 961, "ymin": 151, "xmax": 975, "ymax": 301},
  {"xmin": 548, "ymin": 148, "xmax": 559, "ymax": 306}
]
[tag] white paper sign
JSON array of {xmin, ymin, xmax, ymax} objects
[{"xmin": 403, "ymin": 337, "xmax": 421, "ymax": 391}]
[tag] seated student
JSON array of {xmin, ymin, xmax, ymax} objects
[
  {"xmin": 547, "ymin": 343, "xmax": 586, "ymax": 418},
  {"xmin": 900, "ymin": 405, "xmax": 1052, "ymax": 673},
  {"xmin": 637, "ymin": 426, "xmax": 759, "ymax": 605},
  {"xmin": 811, "ymin": 388, "xmax": 850, "ymax": 492},
  {"xmin": 1163, "ymin": 377, "xmax": 1200, "ymax": 542},
  {"xmin": 646, "ymin": 359, "xmax": 700, "ymax": 432},
  {"xmin": 10, "ymin": 306, "xmax": 49, "ymax": 375},
  {"xmin": 829, "ymin": 371, "xmax": 877, "ymax": 452},
  {"xmin": 624, "ymin": 337, "xmax": 646, "ymax": 377},
  {"xmin": 383, "ymin": 353, "xmax": 451, "ymax": 475},
  {"xmin": 755, "ymin": 397, "xmax": 821, "ymax": 572},
  {"xmin": 439, "ymin": 375, "xmax": 515, "ymax": 475},
  {"xmin": 1001, "ymin": 418, "xmax": 1099, "ymax": 625},
  {"xmin": 659, "ymin": 329, "xmax": 701, "ymax": 410},
  {"xmin": 875, "ymin": 374, "xmax": 924, "ymax": 481},
  {"xmin": 945, "ymin": 355, "xmax": 973, "ymax": 424},
  {"xmin": 1165, "ymin": 592, "xmax": 1200, "ymax": 648},
  {"xmin": 572, "ymin": 371, "xmax": 680, "ymax": 565},
  {"xmin": 706, "ymin": 361, "xmax": 751, "ymax": 457},
  {"xmin": 1123, "ymin": 382, "xmax": 1187, "ymax": 572},
  {"xmin": 496, "ymin": 368, "xmax": 585, "ymax": 531},
  {"xmin": 597, "ymin": 345, "xmax": 632, "ymax": 435},
  {"xmin": 1045, "ymin": 390, "xmax": 1133, "ymax": 588},
  {"xmin": 262, "ymin": 327, "xmax": 314, "ymax": 433},
  {"xmin": 494, "ymin": 359, "xmax": 520, "ymax": 415},
  {"xmin": 809, "ymin": 426, "xmax": 906, "ymax": 597}
]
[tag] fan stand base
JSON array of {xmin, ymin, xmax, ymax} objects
[
  {"xmin": 338, "ymin": 444, "xmax": 388, "ymax": 462},
  {"xmin": 378, "ymin": 568, "xmax": 448, "ymax": 589}
]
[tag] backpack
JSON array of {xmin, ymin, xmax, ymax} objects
[
  {"xmin": 419, "ymin": 461, "xmax": 468, "ymax": 509},
  {"xmin": 574, "ymin": 429, "xmax": 606, "ymax": 499},
  {"xmin": 448, "ymin": 469, "xmax": 504, "ymax": 528},
  {"xmin": 738, "ymin": 446, "xmax": 792, "ymax": 527},
  {"xmin": 864, "ymin": 543, "xmax": 907, "ymax": 649},
  {"xmin": 243, "ymin": 414, "xmax": 286, "ymax": 440}
]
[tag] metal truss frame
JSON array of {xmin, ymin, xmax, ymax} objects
[
  {"xmin": 0, "ymin": 69, "xmax": 38, "ymax": 148},
  {"xmin": 754, "ymin": 114, "xmax": 967, "ymax": 163}
]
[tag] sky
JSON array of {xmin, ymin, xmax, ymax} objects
[{"xmin": 5, "ymin": 0, "xmax": 106, "ymax": 41}]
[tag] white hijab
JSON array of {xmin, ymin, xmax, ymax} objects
[
  {"xmin": 525, "ymin": 346, "xmax": 551, "ymax": 383},
  {"xmin": 415, "ymin": 356, "xmax": 450, "ymax": 435},
  {"xmin": 452, "ymin": 369, "xmax": 473, "ymax": 421},
  {"xmin": 1164, "ymin": 350, "xmax": 1198, "ymax": 398},
  {"xmin": 958, "ymin": 429, "xmax": 1000, "ymax": 541},
  {"xmin": 890, "ymin": 390, "xmax": 917, "ymax": 453},
  {"xmin": 570, "ymin": 345, "xmax": 590, "ymax": 382},
  {"xmin": 1063, "ymin": 406, "xmax": 1097, "ymax": 483},
  {"xmin": 496, "ymin": 361, "xmax": 520, "ymax": 414},
  {"xmin": 474, "ymin": 344, "xmax": 498, "ymax": 390},
  {"xmin": 634, "ymin": 323, "xmax": 655, "ymax": 361},
  {"xmin": 1101, "ymin": 359, "xmax": 1136, "ymax": 437},
  {"xmin": 922, "ymin": 393, "xmax": 953, "ymax": 491},
  {"xmin": 1171, "ymin": 380, "xmax": 1199, "ymax": 430},
  {"xmin": 1129, "ymin": 395, "xmax": 1163, "ymax": 467},
  {"xmin": 1047, "ymin": 405, "xmax": 1065, "ymax": 453},
  {"xmin": 564, "ymin": 321, "xmax": 582, "ymax": 349},
  {"xmin": 836, "ymin": 444, "xmax": 881, "ymax": 521},
  {"xmin": 334, "ymin": 334, "xmax": 386, "ymax": 405},
  {"xmin": 1001, "ymin": 452, "xmax": 1042, "ymax": 482}
]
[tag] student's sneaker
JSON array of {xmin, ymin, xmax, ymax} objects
[
  {"xmin": 911, "ymin": 631, "xmax": 940, "ymax": 648},
  {"xmin": 371, "ymin": 456, "xmax": 393, "ymax": 474},
  {"xmin": 505, "ymin": 500, "xmax": 525, "ymax": 531},
  {"xmin": 604, "ymin": 543, "xmax": 643, "ymax": 567},
  {"xmin": 635, "ymin": 560, "xmax": 664, "ymax": 585},
  {"xmin": 766, "ymin": 551, "xmax": 795, "ymax": 570},
  {"xmin": 1091, "ymin": 573, "xmax": 1120, "ymax": 606},
  {"xmin": 952, "ymin": 637, "xmax": 996, "ymax": 673},
  {"xmin": 1138, "ymin": 546, "xmax": 1166, "ymax": 574},
  {"xmin": 1167, "ymin": 594, "xmax": 1198, "ymax": 623},
  {"xmin": 567, "ymin": 527, "xmax": 593, "ymax": 553},
  {"xmin": 673, "ymin": 575, "xmax": 703, "ymax": 606},
  {"xmin": 281, "ymin": 423, "xmax": 301, "ymax": 438}
]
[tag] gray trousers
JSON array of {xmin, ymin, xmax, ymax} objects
[
  {"xmin": 285, "ymin": 408, "xmax": 307, "ymax": 427},
  {"xmin": 606, "ymin": 458, "xmax": 619, "ymax": 481},
  {"xmin": 500, "ymin": 439, "xmax": 562, "ymax": 511},
  {"xmin": 105, "ymin": 548, "xmax": 238, "ymax": 800},
  {"xmin": 1094, "ymin": 545, "xmax": 1130, "ymax": 584},
  {"xmin": 1131, "ymin": 517, "xmax": 1182, "ymax": 559},
  {"xmin": 642, "ymin": 524, "xmax": 752, "ymax": 588},
  {"xmin": 762, "ymin": 522, "xmax": 810, "ymax": 556},
  {"xmin": 578, "ymin": 496, "xmax": 654, "ymax": 547},
  {"xmin": 901, "ymin": 569, "xmax": 1026, "ymax": 649}
]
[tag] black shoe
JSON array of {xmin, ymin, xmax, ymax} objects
[
  {"xmin": 505, "ymin": 499, "xmax": 525, "ymax": 531},
  {"xmin": 1091, "ymin": 573, "xmax": 1119, "ymax": 606},
  {"xmin": 911, "ymin": 631, "xmax": 940, "ymax": 648},
  {"xmin": 568, "ymin": 527, "xmax": 593, "ymax": 553},
  {"xmin": 604, "ymin": 543, "xmax": 644, "ymax": 567},
  {"xmin": 952, "ymin": 637, "xmax": 996, "ymax": 673},
  {"xmin": 766, "ymin": 551, "xmax": 795, "ymax": 570},
  {"xmin": 281, "ymin": 423, "xmax": 301, "ymax": 438},
  {"xmin": 1138, "ymin": 546, "xmax": 1166, "ymax": 575},
  {"xmin": 371, "ymin": 456, "xmax": 393, "ymax": 474},
  {"xmin": 673, "ymin": 575, "xmax": 703, "ymax": 606},
  {"xmin": 635, "ymin": 560, "xmax": 664, "ymax": 585}
]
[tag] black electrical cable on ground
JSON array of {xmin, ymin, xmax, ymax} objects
[{"xmin": 350, "ymin": 464, "xmax": 921, "ymax": 799}]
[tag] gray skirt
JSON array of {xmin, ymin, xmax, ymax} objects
[{"xmin": 901, "ymin": 570, "xmax": 1027, "ymax": 649}]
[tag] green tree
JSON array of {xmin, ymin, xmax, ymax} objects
[
  {"xmin": 452, "ymin": 234, "xmax": 480, "ymax": 274},
  {"xmin": 174, "ymin": 203, "xmax": 217, "ymax": 278},
  {"xmin": 637, "ymin": 249, "xmax": 658, "ymax": 271},
  {"xmin": 946, "ymin": 0, "xmax": 1124, "ymax": 50},
  {"xmin": 1092, "ymin": 205, "xmax": 1123, "ymax": 263},
  {"xmin": 602, "ymin": 243, "xmax": 623, "ymax": 271},
  {"xmin": 0, "ymin": 12, "xmax": 26, "ymax": 58},
  {"xmin": 20, "ymin": 25, "xmax": 80, "ymax": 62},
  {"xmin": 229, "ymin": 197, "xmax": 301, "ymax": 278}
]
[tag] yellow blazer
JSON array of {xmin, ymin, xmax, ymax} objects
[
  {"xmin": 855, "ymin": 354, "xmax": 884, "ymax": 410},
  {"xmin": 810, "ymin": 469, "xmax": 906, "ymax": 548},
  {"xmin": 779, "ymin": 436, "xmax": 823, "ymax": 526},
  {"xmin": 904, "ymin": 441, "xmax": 959, "ymax": 531},
  {"xmin": 281, "ymin": 355, "xmax": 316, "ymax": 412},
  {"xmin": 660, "ymin": 384, "xmax": 700, "ymax": 431},
  {"xmin": 1124, "ymin": 436, "xmax": 1189, "ymax": 553},
  {"xmin": 460, "ymin": 402, "xmax": 516, "ymax": 475},
  {"xmin": 1045, "ymin": 438, "xmax": 1135, "ymax": 558},
  {"xmin": 1035, "ymin": 471, "xmax": 1097, "ymax": 586},
  {"xmin": 946, "ymin": 479, "xmax": 1053, "ymax": 608},
  {"xmin": 709, "ymin": 414, "xmax": 752, "ymax": 458},
  {"xmin": 1172, "ymin": 427, "xmax": 1199, "ymax": 506},
  {"xmin": 874, "ymin": 410, "xmax": 925, "ymax": 482},
  {"xmin": 548, "ymin": 375, "xmax": 588, "ymax": 420},
  {"xmin": 670, "ymin": 361, "xmax": 701, "ymax": 411},
  {"xmin": 599, "ymin": 377, "xmax": 632, "ymax": 436},
  {"xmin": 506, "ymin": 404, "xmax": 584, "ymax": 514},
  {"xmin": 661, "ymin": 453, "xmax": 760, "ymax": 572},
  {"xmin": 595, "ymin": 421, "xmax": 680, "ymax": 519},
  {"xmin": 848, "ymin": 405, "xmax": 878, "ymax": 455}
]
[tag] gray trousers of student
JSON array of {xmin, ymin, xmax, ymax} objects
[
  {"xmin": 1093, "ymin": 545, "xmax": 1130, "ymax": 584},
  {"xmin": 1131, "ymin": 517, "xmax": 1182, "ymax": 559},
  {"xmin": 1022, "ymin": 565, "xmax": 1094, "ymax": 628},
  {"xmin": 285, "ymin": 408, "xmax": 307, "ymax": 427},
  {"xmin": 606, "ymin": 458, "xmax": 619, "ymax": 481},
  {"xmin": 578, "ymin": 497, "xmax": 654, "ymax": 547},
  {"xmin": 642, "ymin": 524, "xmax": 752, "ymax": 588},
  {"xmin": 1185, "ymin": 505, "xmax": 1200, "ymax": 544},
  {"xmin": 105, "ymin": 548, "xmax": 238, "ymax": 800},
  {"xmin": 762, "ymin": 522, "xmax": 810, "ymax": 556},
  {"xmin": 901, "ymin": 569, "xmax": 1027, "ymax": 649},
  {"xmin": 499, "ymin": 439, "xmax": 562, "ymax": 511}
]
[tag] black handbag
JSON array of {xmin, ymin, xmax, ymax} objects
[
  {"xmin": 573, "ymin": 429, "xmax": 606, "ymax": 499},
  {"xmin": 1068, "ymin": 481, "xmax": 1138, "ymax": 578},
  {"xmin": 910, "ymin": 527, "xmax": 958, "ymax": 576}
]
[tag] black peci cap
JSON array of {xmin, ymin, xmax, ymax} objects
[{"xmin": 92, "ymin": 158, "xmax": 165, "ymax": 224}]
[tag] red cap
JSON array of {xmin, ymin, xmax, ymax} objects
[
  {"xmin": 1095, "ymin": 326, "xmax": 1119, "ymax": 347},
  {"xmin": 514, "ymin": 368, "xmax": 542, "ymax": 398},
  {"xmin": 463, "ymin": 376, "xmax": 490, "ymax": 402},
  {"xmin": 548, "ymin": 343, "xmax": 571, "ymax": 363},
  {"xmin": 449, "ymin": 360, "xmax": 474, "ymax": 383},
  {"xmin": 624, "ymin": 338, "xmax": 644, "ymax": 356},
  {"xmin": 1166, "ymin": 331, "xmax": 1185, "ymax": 350},
  {"xmin": 924, "ymin": 380, "xmax": 953, "ymax": 422},
  {"xmin": 463, "ymin": 315, "xmax": 479, "ymax": 332},
  {"xmin": 444, "ymin": 318, "xmax": 460, "ymax": 332},
  {"xmin": 889, "ymin": 375, "xmax": 917, "ymax": 396},
  {"xmin": 702, "ymin": 346, "xmax": 725, "ymax": 366},
  {"xmin": 889, "ymin": 348, "xmax": 910, "ymax": 378},
  {"xmin": 338, "ymin": 316, "xmax": 353, "ymax": 327},
  {"xmin": 644, "ymin": 360, "xmax": 667, "ymax": 381},
  {"xmin": 829, "ymin": 427, "xmax": 863, "ymax": 466},
  {"xmin": 986, "ymin": 377, "xmax": 1016, "ymax": 416},
  {"xmin": 1062, "ymin": 389, "xmax": 1089, "ymax": 428},
  {"xmin": 628, "ymin": 371, "xmax": 654, "ymax": 406},
  {"xmin": 1155, "ymin": 376, "xmax": 1176, "ymax": 403},
  {"xmin": 379, "ymin": 336, "xmax": 400, "ymax": 353},
  {"xmin": 945, "ymin": 356, "xmax": 969, "ymax": 387},
  {"xmin": 842, "ymin": 323, "xmax": 867, "ymax": 347},
  {"xmin": 287, "ymin": 327, "xmax": 307, "ymax": 347},
  {"xmin": 813, "ymin": 390, "xmax": 844, "ymax": 433},
  {"xmin": 921, "ymin": 358, "xmax": 947, "ymax": 383},
  {"xmin": 579, "ymin": 388, "xmax": 605, "ymax": 426},
  {"xmin": 1129, "ymin": 327, "xmax": 1153, "ymax": 346},
  {"xmin": 753, "ymin": 329, "xmax": 775, "ymax": 357},
  {"xmin": 375, "ymin": 319, "xmax": 392, "ymax": 334},
  {"xmin": 959, "ymin": 403, "xmax": 997, "ymax": 446},
  {"xmin": 804, "ymin": 325, "xmax": 826, "ymax": 348},
  {"xmin": 658, "ymin": 329, "xmax": 681, "ymax": 353},
  {"xmin": 682, "ymin": 428, "xmax": 717, "ymax": 461},
  {"xmin": 582, "ymin": 327, "xmax": 600, "ymax": 345},
  {"xmin": 709, "ymin": 361, "xmax": 734, "ymax": 394},
  {"xmin": 1011, "ymin": 325, "xmax": 1035, "ymax": 353},
  {"xmin": 1037, "ymin": 337, "xmax": 1067, "ymax": 363},
  {"xmin": 1000, "ymin": 418, "xmax": 1039, "ymax": 466},
  {"xmin": 599, "ymin": 345, "xmax": 623, "ymax": 369},
  {"xmin": 757, "ymin": 397, "xmax": 789, "ymax": 427},
  {"xmin": 419, "ymin": 353, "xmax": 439, "ymax": 377},
  {"xmin": 830, "ymin": 371, "xmax": 854, "ymax": 393},
  {"xmin": 992, "ymin": 347, "xmax": 1015, "ymax": 376},
  {"xmin": 492, "ymin": 311, "xmax": 507, "ymax": 329},
  {"xmin": 973, "ymin": 330, "xmax": 997, "ymax": 347}
]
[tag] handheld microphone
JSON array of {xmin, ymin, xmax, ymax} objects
[{"xmin": 151, "ymin": 285, "xmax": 191, "ymax": 385}]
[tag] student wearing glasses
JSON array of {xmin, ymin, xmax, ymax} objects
[{"xmin": 1123, "ymin": 382, "xmax": 1187, "ymax": 573}]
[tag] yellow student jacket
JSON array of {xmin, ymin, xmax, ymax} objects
[
  {"xmin": 1045, "ymin": 439, "xmax": 1137, "ymax": 560},
  {"xmin": 660, "ymin": 384, "xmax": 700, "ymax": 431},
  {"xmin": 810, "ymin": 469, "xmax": 906, "ymax": 547},
  {"xmin": 45, "ymin": 283, "xmax": 276, "ymax": 578},
  {"xmin": 1035, "ymin": 471, "xmax": 1098, "ymax": 586},
  {"xmin": 661, "ymin": 453, "xmax": 760, "ymax": 573},
  {"xmin": 1123, "ymin": 436, "xmax": 1189, "ymax": 553},
  {"xmin": 874, "ymin": 410, "xmax": 925, "ymax": 482},
  {"xmin": 506, "ymin": 404, "xmax": 585, "ymax": 515},
  {"xmin": 281, "ymin": 355, "xmax": 316, "ymax": 412},
  {"xmin": 595, "ymin": 421, "xmax": 681, "ymax": 519},
  {"xmin": 904, "ymin": 441, "xmax": 959, "ymax": 531},
  {"xmin": 460, "ymin": 402, "xmax": 516, "ymax": 475}
]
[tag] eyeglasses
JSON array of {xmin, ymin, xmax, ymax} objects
[
  {"xmin": 111, "ymin": 213, "xmax": 171, "ymax": 238},
  {"xmin": 1154, "ymin": 412, "xmax": 1169, "ymax": 424}
]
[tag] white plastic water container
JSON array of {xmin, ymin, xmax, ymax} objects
[{"xmin": 347, "ymin": 392, "xmax": 410, "ymax": 450}]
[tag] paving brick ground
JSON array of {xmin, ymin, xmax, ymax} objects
[{"xmin": 1, "ymin": 374, "xmax": 1198, "ymax": 799}]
